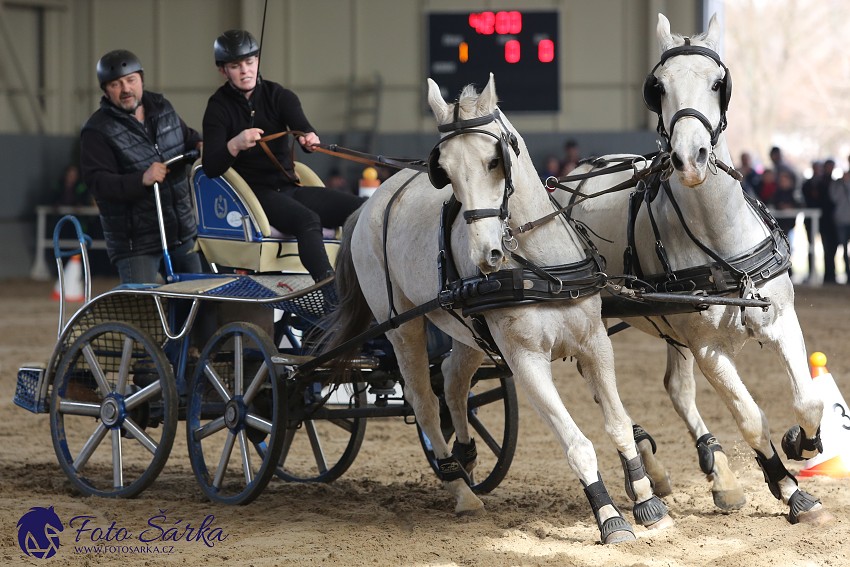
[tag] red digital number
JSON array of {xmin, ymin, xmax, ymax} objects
[
  {"xmin": 495, "ymin": 11, "xmax": 522, "ymax": 34},
  {"xmin": 538, "ymin": 39, "xmax": 554, "ymax": 63},
  {"xmin": 505, "ymin": 40, "xmax": 520, "ymax": 63},
  {"xmin": 469, "ymin": 11, "xmax": 521, "ymax": 35},
  {"xmin": 468, "ymin": 11, "xmax": 495, "ymax": 35}
]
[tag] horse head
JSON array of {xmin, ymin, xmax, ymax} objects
[
  {"xmin": 646, "ymin": 13, "xmax": 729, "ymax": 187},
  {"xmin": 426, "ymin": 74, "xmax": 519, "ymax": 274}
]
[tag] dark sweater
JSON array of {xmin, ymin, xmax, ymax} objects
[{"xmin": 202, "ymin": 79, "xmax": 315, "ymax": 191}]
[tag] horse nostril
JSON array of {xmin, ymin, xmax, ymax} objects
[
  {"xmin": 671, "ymin": 152, "xmax": 685, "ymax": 170},
  {"xmin": 697, "ymin": 148, "xmax": 708, "ymax": 165},
  {"xmin": 489, "ymin": 249, "xmax": 503, "ymax": 266}
]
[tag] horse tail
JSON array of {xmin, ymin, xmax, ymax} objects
[{"xmin": 316, "ymin": 204, "xmax": 375, "ymax": 381}]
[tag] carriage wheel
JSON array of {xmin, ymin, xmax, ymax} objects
[
  {"xmin": 49, "ymin": 321, "xmax": 177, "ymax": 498},
  {"xmin": 257, "ymin": 380, "xmax": 368, "ymax": 483},
  {"xmin": 186, "ymin": 322, "xmax": 284, "ymax": 505},
  {"xmin": 417, "ymin": 371, "xmax": 518, "ymax": 493}
]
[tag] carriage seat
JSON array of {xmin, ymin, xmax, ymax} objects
[{"xmin": 190, "ymin": 159, "xmax": 340, "ymax": 274}]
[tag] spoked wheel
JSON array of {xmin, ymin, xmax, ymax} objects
[
  {"xmin": 417, "ymin": 371, "xmax": 518, "ymax": 493},
  {"xmin": 186, "ymin": 322, "xmax": 284, "ymax": 505},
  {"xmin": 259, "ymin": 381, "xmax": 368, "ymax": 483},
  {"xmin": 49, "ymin": 321, "xmax": 177, "ymax": 498}
]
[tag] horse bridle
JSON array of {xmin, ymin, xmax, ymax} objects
[
  {"xmin": 644, "ymin": 39, "xmax": 731, "ymax": 151},
  {"xmin": 428, "ymin": 106, "xmax": 520, "ymax": 224}
]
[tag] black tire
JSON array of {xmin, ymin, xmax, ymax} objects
[
  {"xmin": 49, "ymin": 321, "xmax": 177, "ymax": 498},
  {"xmin": 417, "ymin": 371, "xmax": 518, "ymax": 493},
  {"xmin": 258, "ymin": 381, "xmax": 367, "ymax": 483},
  {"xmin": 186, "ymin": 322, "xmax": 283, "ymax": 505}
]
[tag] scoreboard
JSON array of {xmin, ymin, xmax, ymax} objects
[{"xmin": 427, "ymin": 10, "xmax": 559, "ymax": 112}]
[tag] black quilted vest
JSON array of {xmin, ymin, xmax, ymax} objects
[{"xmin": 82, "ymin": 92, "xmax": 196, "ymax": 261}]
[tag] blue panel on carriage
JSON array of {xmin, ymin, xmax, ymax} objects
[
  {"xmin": 193, "ymin": 168, "xmax": 262, "ymax": 241},
  {"xmin": 202, "ymin": 277, "xmax": 279, "ymax": 300}
]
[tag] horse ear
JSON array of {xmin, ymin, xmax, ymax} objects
[
  {"xmin": 657, "ymin": 13, "xmax": 674, "ymax": 51},
  {"xmin": 477, "ymin": 72, "xmax": 498, "ymax": 113},
  {"xmin": 705, "ymin": 13, "xmax": 721, "ymax": 49},
  {"xmin": 426, "ymin": 78, "xmax": 449, "ymax": 124}
]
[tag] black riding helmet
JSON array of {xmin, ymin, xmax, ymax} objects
[
  {"xmin": 214, "ymin": 29, "xmax": 260, "ymax": 66},
  {"xmin": 96, "ymin": 49, "xmax": 143, "ymax": 89}
]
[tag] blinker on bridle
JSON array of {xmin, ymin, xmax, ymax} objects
[{"xmin": 429, "ymin": 105, "xmax": 520, "ymax": 224}]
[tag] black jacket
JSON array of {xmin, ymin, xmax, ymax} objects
[
  {"xmin": 80, "ymin": 91, "xmax": 200, "ymax": 262},
  {"xmin": 202, "ymin": 79, "xmax": 315, "ymax": 192}
]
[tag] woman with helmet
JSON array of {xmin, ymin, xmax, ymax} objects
[
  {"xmin": 79, "ymin": 49, "xmax": 203, "ymax": 284},
  {"xmin": 202, "ymin": 29, "xmax": 365, "ymax": 283}
]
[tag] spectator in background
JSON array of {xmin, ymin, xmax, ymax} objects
[
  {"xmin": 769, "ymin": 146, "xmax": 797, "ymax": 190},
  {"xmin": 57, "ymin": 164, "xmax": 91, "ymax": 206},
  {"xmin": 758, "ymin": 168, "xmax": 776, "ymax": 204},
  {"xmin": 326, "ymin": 167, "xmax": 351, "ymax": 193},
  {"xmin": 829, "ymin": 157, "xmax": 850, "ymax": 283},
  {"xmin": 540, "ymin": 155, "xmax": 561, "ymax": 184},
  {"xmin": 801, "ymin": 161, "xmax": 824, "ymax": 282},
  {"xmin": 820, "ymin": 159, "xmax": 839, "ymax": 283},
  {"xmin": 738, "ymin": 151, "xmax": 761, "ymax": 199},
  {"xmin": 559, "ymin": 139, "xmax": 581, "ymax": 176},
  {"xmin": 771, "ymin": 169, "xmax": 801, "ymax": 235}
]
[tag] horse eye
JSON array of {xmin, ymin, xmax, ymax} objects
[
  {"xmin": 712, "ymin": 80, "xmax": 723, "ymax": 92},
  {"xmin": 655, "ymin": 83, "xmax": 666, "ymax": 96},
  {"xmin": 488, "ymin": 157, "xmax": 500, "ymax": 171}
]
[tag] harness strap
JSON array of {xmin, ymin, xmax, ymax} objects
[
  {"xmin": 257, "ymin": 130, "xmax": 304, "ymax": 184},
  {"xmin": 314, "ymin": 143, "xmax": 429, "ymax": 172},
  {"xmin": 382, "ymin": 173, "xmax": 421, "ymax": 320}
]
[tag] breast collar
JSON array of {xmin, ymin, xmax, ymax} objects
[{"xmin": 624, "ymin": 178, "xmax": 791, "ymax": 296}]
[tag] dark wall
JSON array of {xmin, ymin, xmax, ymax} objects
[
  {"xmin": 1, "ymin": 134, "xmax": 79, "ymax": 280},
  {"xmin": 0, "ymin": 130, "xmax": 657, "ymax": 281}
]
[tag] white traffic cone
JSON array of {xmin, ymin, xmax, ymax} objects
[
  {"xmin": 798, "ymin": 352, "xmax": 850, "ymax": 478},
  {"xmin": 358, "ymin": 166, "xmax": 380, "ymax": 198},
  {"xmin": 51, "ymin": 255, "xmax": 85, "ymax": 302}
]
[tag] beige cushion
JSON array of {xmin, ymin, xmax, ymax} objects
[{"xmin": 191, "ymin": 159, "xmax": 337, "ymax": 274}]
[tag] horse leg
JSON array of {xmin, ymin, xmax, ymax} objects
[
  {"xmin": 691, "ymin": 346, "xmax": 833, "ymax": 525},
  {"xmin": 575, "ymin": 327, "xmax": 673, "ymax": 532},
  {"xmin": 389, "ymin": 322, "xmax": 484, "ymax": 515},
  {"xmin": 441, "ymin": 341, "xmax": 484, "ymax": 479},
  {"xmin": 508, "ymin": 346, "xmax": 636, "ymax": 544},
  {"xmin": 769, "ymin": 315, "xmax": 827, "ymax": 463},
  {"xmin": 664, "ymin": 345, "xmax": 745, "ymax": 510}
]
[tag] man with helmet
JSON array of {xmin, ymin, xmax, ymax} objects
[
  {"xmin": 80, "ymin": 49, "xmax": 203, "ymax": 283},
  {"xmin": 202, "ymin": 29, "xmax": 364, "ymax": 283}
]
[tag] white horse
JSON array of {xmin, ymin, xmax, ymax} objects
[
  {"xmin": 558, "ymin": 13, "xmax": 832, "ymax": 525},
  {"xmin": 322, "ymin": 75, "xmax": 673, "ymax": 544}
]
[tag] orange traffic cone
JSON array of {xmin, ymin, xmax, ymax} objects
[
  {"xmin": 358, "ymin": 166, "xmax": 380, "ymax": 198},
  {"xmin": 798, "ymin": 352, "xmax": 850, "ymax": 478},
  {"xmin": 51, "ymin": 255, "xmax": 85, "ymax": 302}
]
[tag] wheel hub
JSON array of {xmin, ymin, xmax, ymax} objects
[
  {"xmin": 100, "ymin": 395, "xmax": 125, "ymax": 428},
  {"xmin": 224, "ymin": 398, "xmax": 245, "ymax": 430}
]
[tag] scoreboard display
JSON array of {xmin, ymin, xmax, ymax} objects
[{"xmin": 427, "ymin": 10, "xmax": 559, "ymax": 112}]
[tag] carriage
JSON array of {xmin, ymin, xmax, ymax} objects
[{"xmin": 13, "ymin": 151, "xmax": 519, "ymax": 506}]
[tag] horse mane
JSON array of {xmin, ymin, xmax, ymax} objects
[
  {"xmin": 452, "ymin": 83, "xmax": 497, "ymax": 121},
  {"xmin": 665, "ymin": 30, "xmax": 717, "ymax": 51}
]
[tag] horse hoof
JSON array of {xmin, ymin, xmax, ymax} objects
[
  {"xmin": 712, "ymin": 488, "xmax": 746, "ymax": 511},
  {"xmin": 456, "ymin": 505, "xmax": 485, "ymax": 517},
  {"xmin": 644, "ymin": 514, "xmax": 675, "ymax": 531},
  {"xmin": 603, "ymin": 529, "xmax": 637, "ymax": 545},
  {"xmin": 600, "ymin": 516, "xmax": 636, "ymax": 544},
  {"xmin": 791, "ymin": 506, "xmax": 833, "ymax": 526}
]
